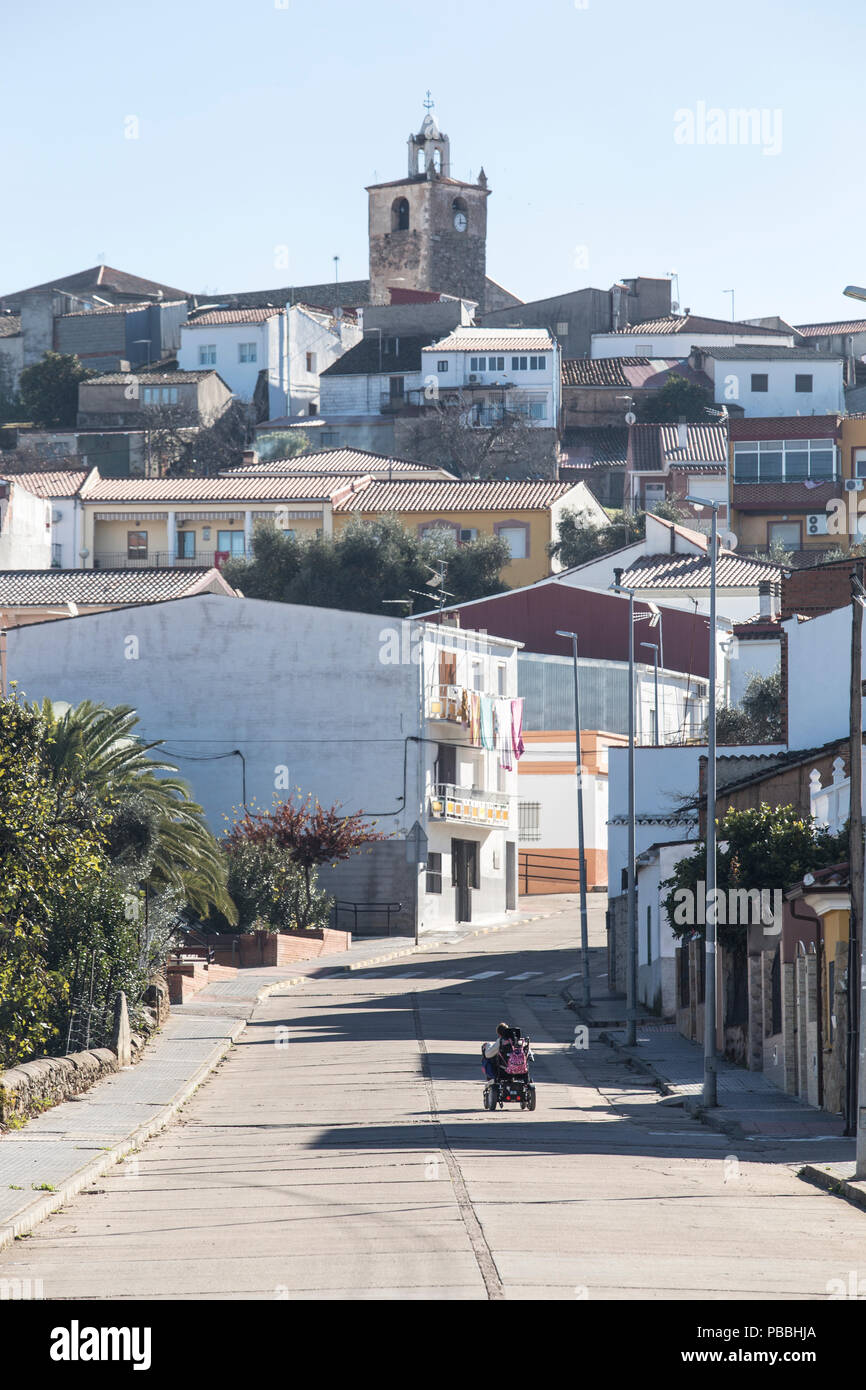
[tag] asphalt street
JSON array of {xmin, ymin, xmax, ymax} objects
[{"xmin": 2, "ymin": 909, "xmax": 864, "ymax": 1300}]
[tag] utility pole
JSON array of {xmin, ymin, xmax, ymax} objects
[
  {"xmin": 556, "ymin": 630, "xmax": 591, "ymax": 1007},
  {"xmin": 610, "ymin": 579, "xmax": 638, "ymax": 1045},
  {"xmin": 848, "ymin": 565, "xmax": 865, "ymax": 1142}
]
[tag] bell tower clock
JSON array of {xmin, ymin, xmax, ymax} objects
[{"xmin": 367, "ymin": 99, "xmax": 490, "ymax": 309}]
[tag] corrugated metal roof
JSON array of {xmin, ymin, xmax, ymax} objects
[
  {"xmin": 0, "ymin": 568, "xmax": 233, "ymax": 606},
  {"xmin": 621, "ymin": 551, "xmax": 780, "ymax": 590},
  {"xmin": 335, "ymin": 478, "xmax": 575, "ymax": 513}
]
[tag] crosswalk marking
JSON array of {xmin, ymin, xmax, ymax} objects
[
  {"xmin": 467, "ymin": 970, "xmax": 504, "ymax": 980},
  {"xmin": 506, "ymin": 971, "xmax": 543, "ymax": 980},
  {"xmin": 557, "ymin": 972, "xmax": 581, "ymax": 981}
]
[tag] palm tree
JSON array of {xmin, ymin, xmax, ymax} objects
[{"xmin": 35, "ymin": 699, "xmax": 236, "ymax": 922}]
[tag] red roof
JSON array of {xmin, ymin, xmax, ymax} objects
[{"xmin": 730, "ymin": 416, "xmax": 841, "ymax": 440}]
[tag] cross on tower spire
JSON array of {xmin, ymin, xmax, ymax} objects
[{"xmin": 423, "ymin": 90, "xmax": 434, "ymax": 112}]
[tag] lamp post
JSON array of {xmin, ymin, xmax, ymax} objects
[
  {"xmin": 686, "ymin": 493, "xmax": 720, "ymax": 1108},
  {"xmin": 641, "ymin": 641, "xmax": 661, "ymax": 744},
  {"xmin": 609, "ymin": 580, "xmax": 637, "ymax": 1046},
  {"xmin": 556, "ymin": 629, "xmax": 591, "ymax": 1008}
]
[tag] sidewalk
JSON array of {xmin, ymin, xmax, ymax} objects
[
  {"xmin": 0, "ymin": 900, "xmax": 565, "ymax": 1252},
  {"xmin": 568, "ymin": 984, "xmax": 851, "ymax": 1148}
]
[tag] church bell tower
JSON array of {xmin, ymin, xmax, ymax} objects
[{"xmin": 367, "ymin": 98, "xmax": 490, "ymax": 309}]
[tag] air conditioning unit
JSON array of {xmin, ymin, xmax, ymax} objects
[
  {"xmin": 844, "ymin": 479, "xmax": 864, "ymax": 492},
  {"xmin": 469, "ymin": 374, "xmax": 478, "ymax": 382},
  {"xmin": 806, "ymin": 513, "xmax": 829, "ymax": 535},
  {"xmin": 52, "ymin": 508, "xmax": 63, "ymax": 522}
]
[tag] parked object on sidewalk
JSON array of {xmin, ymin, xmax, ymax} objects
[{"xmin": 481, "ymin": 1023, "xmax": 537, "ymax": 1111}]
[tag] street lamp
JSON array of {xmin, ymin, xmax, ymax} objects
[
  {"xmin": 608, "ymin": 579, "xmax": 638, "ymax": 1046},
  {"xmin": 686, "ymin": 492, "xmax": 720, "ymax": 1108},
  {"xmin": 556, "ymin": 629, "xmax": 591, "ymax": 1008},
  {"xmin": 640, "ymin": 640, "xmax": 661, "ymax": 744}
]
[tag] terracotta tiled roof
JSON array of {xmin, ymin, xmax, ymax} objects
[
  {"xmin": 185, "ymin": 307, "xmax": 284, "ymax": 327},
  {"xmin": 428, "ymin": 329, "xmax": 554, "ymax": 352},
  {"xmin": 730, "ymin": 416, "xmax": 841, "ymax": 440},
  {"xmin": 1, "ymin": 264, "xmax": 190, "ymax": 305},
  {"xmin": 605, "ymin": 314, "xmax": 789, "ymax": 337},
  {"xmin": 335, "ymin": 478, "xmax": 575, "ymax": 514},
  {"xmin": 84, "ymin": 370, "xmax": 219, "ymax": 385},
  {"xmin": 0, "ymin": 568, "xmax": 235, "ymax": 606},
  {"xmin": 796, "ymin": 319, "xmax": 866, "ymax": 337},
  {"xmin": 560, "ymin": 426, "xmax": 629, "ymax": 467},
  {"xmin": 621, "ymin": 550, "xmax": 780, "ymax": 590},
  {"xmin": 562, "ymin": 357, "xmax": 649, "ymax": 387},
  {"xmin": 699, "ymin": 344, "xmax": 836, "ymax": 361},
  {"xmin": 658, "ymin": 422, "xmax": 728, "ymax": 463},
  {"xmin": 731, "ymin": 480, "xmax": 838, "ymax": 511},
  {"xmin": 1, "ymin": 470, "xmax": 88, "ymax": 496},
  {"xmin": 80, "ymin": 473, "xmax": 365, "ymax": 503},
  {"xmin": 57, "ymin": 301, "xmax": 163, "ymax": 319},
  {"xmin": 224, "ymin": 448, "xmax": 447, "ymax": 476}
]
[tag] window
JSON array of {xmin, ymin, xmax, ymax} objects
[
  {"xmin": 768, "ymin": 521, "xmax": 801, "ymax": 549},
  {"xmin": 751, "ymin": 373, "xmax": 769, "ymax": 392},
  {"xmin": 389, "ymin": 376, "xmax": 404, "ymax": 400},
  {"xmin": 497, "ymin": 524, "xmax": 528, "ymax": 560},
  {"xmin": 436, "ymin": 743, "xmax": 457, "ymax": 786},
  {"xmin": 142, "ymin": 386, "xmax": 178, "ymax": 405},
  {"xmin": 199, "ymin": 344, "xmax": 216, "ymax": 366},
  {"xmin": 497, "ymin": 663, "xmax": 507, "ymax": 695},
  {"xmin": 733, "ymin": 438, "xmax": 838, "ymax": 483},
  {"xmin": 512, "ymin": 356, "xmax": 528, "ymax": 371},
  {"xmin": 488, "ymin": 356, "xmax": 504, "ymax": 371},
  {"xmin": 127, "ymin": 530, "xmax": 147, "ymax": 560},
  {"xmin": 459, "ymin": 527, "xmax": 477, "ymax": 542},
  {"xmin": 471, "ymin": 660, "xmax": 484, "ymax": 692},
  {"xmin": 391, "ymin": 197, "xmax": 410, "ymax": 231},
  {"xmin": 529, "ymin": 401, "xmax": 547, "ymax": 420},
  {"xmin": 470, "ymin": 357, "xmax": 479, "ymax": 372},
  {"xmin": 529, "ymin": 355, "xmax": 547, "ymax": 370},
  {"xmin": 238, "ymin": 343, "xmax": 257, "ymax": 363},
  {"xmin": 437, "ymin": 360, "xmax": 448, "ymax": 373},
  {"xmin": 306, "ymin": 351, "xmax": 317, "ymax": 373},
  {"xmin": 518, "ymin": 801, "xmax": 541, "ymax": 842},
  {"xmin": 795, "ymin": 373, "xmax": 813, "ymax": 393},
  {"xmin": 217, "ymin": 530, "xmax": 246, "ymax": 556},
  {"xmin": 308, "ymin": 402, "xmax": 318, "ymax": 416},
  {"xmin": 855, "ymin": 448, "xmax": 866, "ymax": 480},
  {"xmin": 176, "ymin": 531, "xmax": 195, "ymax": 559},
  {"xmin": 321, "ymin": 430, "xmax": 341, "ymax": 447},
  {"xmin": 426, "ymin": 852, "xmax": 443, "ymax": 894}
]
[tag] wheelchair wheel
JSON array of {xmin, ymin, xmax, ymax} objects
[
  {"xmin": 488, "ymin": 1084, "xmax": 499, "ymax": 1111},
  {"xmin": 527, "ymin": 1086, "xmax": 537, "ymax": 1112}
]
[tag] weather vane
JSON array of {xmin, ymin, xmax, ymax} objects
[{"xmin": 423, "ymin": 90, "xmax": 434, "ymax": 111}]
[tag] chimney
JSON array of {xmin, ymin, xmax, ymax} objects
[
  {"xmin": 758, "ymin": 580, "xmax": 773, "ymax": 619},
  {"xmin": 242, "ymin": 448, "xmax": 257, "ymax": 466},
  {"xmin": 676, "ymin": 418, "xmax": 688, "ymax": 451},
  {"xmin": 613, "ymin": 566, "xmax": 623, "ymax": 588}
]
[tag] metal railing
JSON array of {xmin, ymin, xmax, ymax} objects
[
  {"xmin": 429, "ymin": 782, "xmax": 510, "ymax": 827},
  {"xmin": 519, "ymin": 850, "xmax": 580, "ymax": 895},
  {"xmin": 93, "ymin": 550, "xmax": 228, "ymax": 569},
  {"xmin": 331, "ymin": 900, "xmax": 404, "ymax": 938},
  {"xmin": 427, "ymin": 683, "xmax": 504, "ymax": 722}
]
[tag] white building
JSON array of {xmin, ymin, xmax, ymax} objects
[
  {"xmin": 691, "ymin": 345, "xmax": 845, "ymax": 418},
  {"xmin": 591, "ymin": 314, "xmax": 794, "ymax": 360},
  {"xmin": 0, "ymin": 475, "xmax": 52, "ymax": 568},
  {"xmin": 179, "ymin": 305, "xmax": 362, "ymax": 420},
  {"xmin": 421, "ymin": 327, "xmax": 560, "ymax": 429},
  {"xmin": 6, "ymin": 595, "xmax": 523, "ymax": 934}
]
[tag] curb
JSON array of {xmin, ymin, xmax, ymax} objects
[
  {"xmin": 340, "ymin": 909, "xmax": 563, "ymax": 972},
  {"xmin": 0, "ymin": 969, "xmax": 311, "ymax": 1255},
  {"xmin": 798, "ymin": 1164, "xmax": 866, "ymax": 1214}
]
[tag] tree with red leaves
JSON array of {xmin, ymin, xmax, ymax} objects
[{"xmin": 226, "ymin": 795, "xmax": 388, "ymax": 931}]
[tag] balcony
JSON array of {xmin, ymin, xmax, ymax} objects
[
  {"xmin": 429, "ymin": 782, "xmax": 510, "ymax": 828},
  {"xmin": 427, "ymin": 683, "xmax": 505, "ymax": 724},
  {"xmin": 380, "ymin": 390, "xmax": 425, "ymax": 413},
  {"xmin": 92, "ymin": 551, "xmax": 230, "ymax": 569}
]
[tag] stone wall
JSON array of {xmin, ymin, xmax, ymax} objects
[{"xmin": 607, "ymin": 892, "xmax": 628, "ymax": 994}]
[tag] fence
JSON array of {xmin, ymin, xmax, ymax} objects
[
  {"xmin": 518, "ymin": 851, "xmax": 581, "ymax": 896},
  {"xmin": 331, "ymin": 900, "xmax": 403, "ymax": 938}
]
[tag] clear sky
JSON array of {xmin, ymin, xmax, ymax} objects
[{"xmin": 2, "ymin": 0, "xmax": 864, "ymax": 327}]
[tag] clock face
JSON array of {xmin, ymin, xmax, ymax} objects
[{"xmin": 453, "ymin": 211, "xmax": 467, "ymax": 232}]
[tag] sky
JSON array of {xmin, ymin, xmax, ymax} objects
[{"xmin": 2, "ymin": 0, "xmax": 865, "ymax": 328}]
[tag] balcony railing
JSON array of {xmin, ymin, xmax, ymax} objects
[
  {"xmin": 429, "ymin": 782, "xmax": 510, "ymax": 827},
  {"xmin": 92, "ymin": 551, "xmax": 231, "ymax": 569}
]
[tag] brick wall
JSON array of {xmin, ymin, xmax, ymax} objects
[{"xmin": 781, "ymin": 560, "xmax": 861, "ymax": 622}]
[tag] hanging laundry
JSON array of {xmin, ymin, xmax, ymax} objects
[
  {"xmin": 497, "ymin": 698, "xmax": 513, "ymax": 770},
  {"xmin": 480, "ymin": 696, "xmax": 494, "ymax": 750},
  {"xmin": 469, "ymin": 692, "xmax": 481, "ymax": 747},
  {"xmin": 460, "ymin": 687, "xmax": 471, "ymax": 725},
  {"xmin": 511, "ymin": 698, "xmax": 525, "ymax": 761}
]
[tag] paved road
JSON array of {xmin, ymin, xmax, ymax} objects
[{"xmin": 2, "ymin": 908, "xmax": 864, "ymax": 1300}]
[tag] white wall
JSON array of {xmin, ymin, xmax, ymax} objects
[
  {"xmin": 708, "ymin": 357, "xmax": 844, "ymax": 417},
  {"xmin": 591, "ymin": 330, "xmax": 795, "ymax": 359},
  {"xmin": 728, "ymin": 635, "xmax": 781, "ymax": 707},
  {"xmin": 179, "ymin": 320, "xmax": 270, "ymax": 403},
  {"xmin": 0, "ymin": 481, "xmax": 52, "ymax": 567},
  {"xmin": 785, "ymin": 605, "xmax": 851, "ymax": 748}
]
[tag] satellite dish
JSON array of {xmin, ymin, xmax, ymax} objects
[
  {"xmin": 625, "ymin": 411, "xmax": 636, "ymax": 425},
  {"xmin": 720, "ymin": 530, "xmax": 738, "ymax": 550}
]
